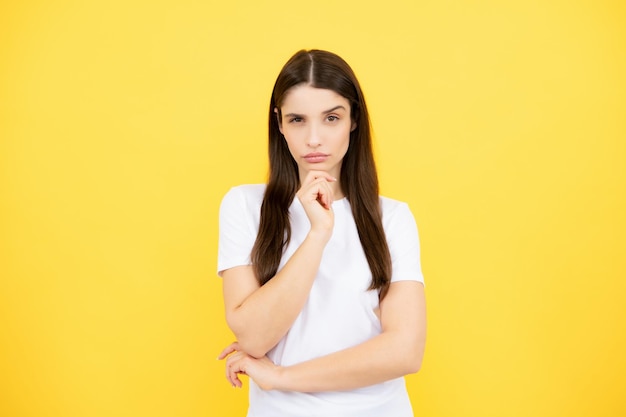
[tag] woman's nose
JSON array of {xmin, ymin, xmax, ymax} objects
[{"xmin": 306, "ymin": 124, "xmax": 321, "ymax": 147}]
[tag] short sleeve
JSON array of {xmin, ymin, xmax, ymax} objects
[
  {"xmin": 384, "ymin": 201, "xmax": 425, "ymax": 285},
  {"xmin": 217, "ymin": 186, "xmax": 260, "ymax": 276}
]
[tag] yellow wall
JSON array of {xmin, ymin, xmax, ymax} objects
[{"xmin": 1, "ymin": 1, "xmax": 624, "ymax": 416}]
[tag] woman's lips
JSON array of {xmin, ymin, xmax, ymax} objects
[{"xmin": 303, "ymin": 153, "xmax": 329, "ymax": 163}]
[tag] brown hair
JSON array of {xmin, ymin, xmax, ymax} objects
[{"xmin": 251, "ymin": 49, "xmax": 392, "ymax": 298}]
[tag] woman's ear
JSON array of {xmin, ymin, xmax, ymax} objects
[
  {"xmin": 351, "ymin": 120, "xmax": 357, "ymax": 132},
  {"xmin": 274, "ymin": 107, "xmax": 283, "ymax": 134}
]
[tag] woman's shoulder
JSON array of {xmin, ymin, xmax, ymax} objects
[
  {"xmin": 220, "ymin": 184, "xmax": 267, "ymax": 211},
  {"xmin": 223, "ymin": 183, "xmax": 266, "ymax": 200},
  {"xmin": 379, "ymin": 195, "xmax": 409, "ymax": 212},
  {"xmin": 379, "ymin": 195, "xmax": 417, "ymax": 224}
]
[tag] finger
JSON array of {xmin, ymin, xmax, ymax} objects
[
  {"xmin": 320, "ymin": 183, "xmax": 334, "ymax": 210},
  {"xmin": 233, "ymin": 371, "xmax": 243, "ymax": 388},
  {"xmin": 225, "ymin": 353, "xmax": 233, "ymax": 384},
  {"xmin": 225, "ymin": 353, "xmax": 238, "ymax": 386},
  {"xmin": 301, "ymin": 170, "xmax": 337, "ymax": 187},
  {"xmin": 314, "ymin": 181, "xmax": 333, "ymax": 209},
  {"xmin": 227, "ymin": 356, "xmax": 246, "ymax": 387},
  {"xmin": 217, "ymin": 341, "xmax": 240, "ymax": 360},
  {"xmin": 301, "ymin": 177, "xmax": 333, "ymax": 203}
]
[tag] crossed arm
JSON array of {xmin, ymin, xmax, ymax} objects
[
  {"xmin": 221, "ymin": 231, "xmax": 330, "ymax": 359},
  {"xmin": 219, "ymin": 171, "xmax": 426, "ymax": 392},
  {"xmin": 219, "ymin": 277, "xmax": 426, "ymax": 392}
]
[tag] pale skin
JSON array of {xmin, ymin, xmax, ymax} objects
[{"xmin": 218, "ymin": 84, "xmax": 426, "ymax": 392}]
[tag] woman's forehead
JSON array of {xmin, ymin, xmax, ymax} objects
[{"xmin": 280, "ymin": 85, "xmax": 350, "ymax": 113}]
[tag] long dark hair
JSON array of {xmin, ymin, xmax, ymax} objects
[{"xmin": 251, "ymin": 49, "xmax": 392, "ymax": 299}]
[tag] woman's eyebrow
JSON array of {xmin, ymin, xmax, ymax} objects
[
  {"xmin": 283, "ymin": 112, "xmax": 304, "ymax": 118},
  {"xmin": 283, "ymin": 105, "xmax": 347, "ymax": 119},
  {"xmin": 323, "ymin": 105, "xmax": 346, "ymax": 114}
]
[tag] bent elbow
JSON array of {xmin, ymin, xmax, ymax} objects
[
  {"xmin": 225, "ymin": 317, "xmax": 272, "ymax": 358},
  {"xmin": 400, "ymin": 340, "xmax": 425, "ymax": 375},
  {"xmin": 405, "ymin": 357, "xmax": 423, "ymax": 374},
  {"xmin": 226, "ymin": 311, "xmax": 278, "ymax": 358},
  {"xmin": 236, "ymin": 339, "xmax": 270, "ymax": 359}
]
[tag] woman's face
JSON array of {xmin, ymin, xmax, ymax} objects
[{"xmin": 278, "ymin": 85, "xmax": 354, "ymax": 181}]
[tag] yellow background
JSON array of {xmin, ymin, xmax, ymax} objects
[{"xmin": 1, "ymin": 1, "xmax": 625, "ymax": 416}]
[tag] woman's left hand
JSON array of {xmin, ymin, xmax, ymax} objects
[{"xmin": 218, "ymin": 342, "xmax": 283, "ymax": 390}]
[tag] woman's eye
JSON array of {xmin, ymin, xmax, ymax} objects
[
  {"xmin": 289, "ymin": 117, "xmax": 303, "ymax": 123},
  {"xmin": 327, "ymin": 115, "xmax": 339, "ymax": 122}
]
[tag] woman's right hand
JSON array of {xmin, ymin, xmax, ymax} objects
[{"xmin": 296, "ymin": 170, "xmax": 336, "ymax": 240}]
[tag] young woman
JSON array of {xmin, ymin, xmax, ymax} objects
[{"xmin": 217, "ymin": 49, "xmax": 426, "ymax": 417}]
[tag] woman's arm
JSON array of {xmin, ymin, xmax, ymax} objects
[
  {"xmin": 222, "ymin": 171, "xmax": 336, "ymax": 358},
  {"xmin": 222, "ymin": 230, "xmax": 328, "ymax": 358},
  {"xmin": 221, "ymin": 280, "xmax": 426, "ymax": 391}
]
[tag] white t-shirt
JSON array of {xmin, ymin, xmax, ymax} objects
[{"xmin": 218, "ymin": 184, "xmax": 424, "ymax": 417}]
